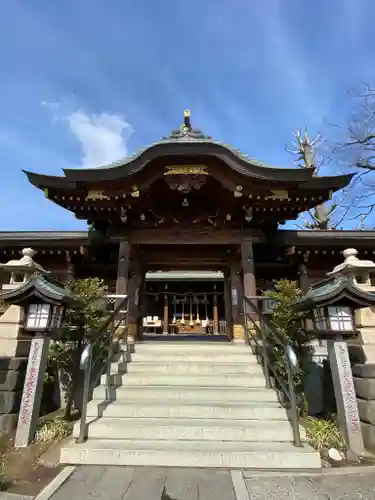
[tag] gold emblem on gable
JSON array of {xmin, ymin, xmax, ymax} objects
[
  {"xmin": 164, "ymin": 165, "xmax": 208, "ymax": 176},
  {"xmin": 265, "ymin": 190, "xmax": 289, "ymax": 201},
  {"xmin": 86, "ymin": 190, "xmax": 110, "ymax": 201}
]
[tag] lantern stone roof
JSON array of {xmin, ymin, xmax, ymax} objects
[
  {"xmin": 293, "ymin": 248, "xmax": 375, "ymax": 312},
  {"xmin": 23, "ymin": 111, "xmax": 353, "ymax": 189},
  {"xmin": 293, "ymin": 275, "xmax": 375, "ymax": 312},
  {"xmin": 0, "ymin": 272, "xmax": 83, "ymax": 308}
]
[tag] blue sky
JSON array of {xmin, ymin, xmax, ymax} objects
[{"xmin": 0, "ymin": 0, "xmax": 374, "ymax": 230}]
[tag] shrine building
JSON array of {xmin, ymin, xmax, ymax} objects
[{"xmin": 1, "ymin": 111, "xmax": 375, "ymax": 341}]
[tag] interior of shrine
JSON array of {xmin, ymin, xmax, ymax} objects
[{"xmin": 143, "ymin": 271, "xmax": 226, "ymax": 335}]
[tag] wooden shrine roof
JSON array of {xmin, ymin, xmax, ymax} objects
[
  {"xmin": 23, "ymin": 142, "xmax": 352, "ymax": 188},
  {"xmin": 24, "ymin": 145, "xmax": 352, "ymax": 190},
  {"xmin": 23, "ymin": 112, "xmax": 352, "ymax": 192}
]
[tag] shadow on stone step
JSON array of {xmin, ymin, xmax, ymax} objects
[{"xmin": 161, "ymin": 486, "xmax": 177, "ymax": 500}]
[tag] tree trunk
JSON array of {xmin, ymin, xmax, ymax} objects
[{"xmin": 315, "ymin": 204, "xmax": 329, "ymax": 229}]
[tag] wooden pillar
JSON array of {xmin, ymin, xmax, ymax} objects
[
  {"xmin": 213, "ymin": 285, "xmax": 219, "ymax": 335},
  {"xmin": 230, "ymin": 260, "xmax": 244, "ymax": 342},
  {"xmin": 140, "ymin": 276, "xmax": 147, "ymax": 337},
  {"xmin": 223, "ymin": 269, "xmax": 233, "ymax": 338},
  {"xmin": 0, "ymin": 268, "xmax": 4, "ymax": 290},
  {"xmin": 116, "ymin": 240, "xmax": 130, "ymax": 296},
  {"xmin": 299, "ymin": 251, "xmax": 310, "ymax": 294},
  {"xmin": 65, "ymin": 250, "xmax": 74, "ymax": 282},
  {"xmin": 128, "ymin": 261, "xmax": 144, "ymax": 342},
  {"xmin": 115, "ymin": 240, "xmax": 130, "ymax": 346},
  {"xmin": 163, "ymin": 288, "xmax": 169, "ymax": 335},
  {"xmin": 241, "ymin": 239, "xmax": 258, "ymax": 320}
]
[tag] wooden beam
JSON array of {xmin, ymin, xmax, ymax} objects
[
  {"xmin": 110, "ymin": 228, "xmax": 265, "ymax": 245},
  {"xmin": 146, "ymin": 264, "xmax": 226, "ymax": 271}
]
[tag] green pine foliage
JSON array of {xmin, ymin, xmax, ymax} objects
[
  {"xmin": 264, "ymin": 279, "xmax": 312, "ymax": 392},
  {"xmin": 45, "ymin": 278, "xmax": 109, "ymax": 419}
]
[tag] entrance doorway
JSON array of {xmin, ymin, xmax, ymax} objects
[{"xmin": 142, "ymin": 271, "xmax": 228, "ymax": 339}]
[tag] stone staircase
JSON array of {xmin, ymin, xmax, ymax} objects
[{"xmin": 61, "ymin": 342, "xmax": 321, "ymax": 469}]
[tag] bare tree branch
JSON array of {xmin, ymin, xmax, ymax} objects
[{"xmin": 324, "ymin": 84, "xmax": 375, "ymax": 227}]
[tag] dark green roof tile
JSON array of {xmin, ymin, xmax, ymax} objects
[{"xmin": 293, "ymin": 275, "xmax": 375, "ymax": 312}]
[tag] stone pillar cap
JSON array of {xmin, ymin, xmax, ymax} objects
[
  {"xmin": 328, "ymin": 248, "xmax": 375, "ymax": 277},
  {"xmin": 0, "ymin": 248, "xmax": 46, "ymax": 273}
]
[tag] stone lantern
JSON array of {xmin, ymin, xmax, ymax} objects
[
  {"xmin": 0, "ymin": 248, "xmax": 53, "ymax": 357},
  {"xmin": 1, "ymin": 248, "xmax": 45, "ymax": 289},
  {"xmin": 0, "ymin": 249, "xmax": 82, "ymax": 447},
  {"xmin": 0, "ymin": 249, "xmax": 45, "ymax": 432},
  {"xmin": 293, "ymin": 248, "xmax": 375, "ymax": 457}
]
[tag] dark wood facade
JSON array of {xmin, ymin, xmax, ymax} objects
[
  {"xmin": 2, "ymin": 230, "xmax": 375, "ymax": 285},
  {"xmin": 2, "ymin": 112, "xmax": 370, "ymax": 340},
  {"xmin": 2, "ymin": 230, "xmax": 375, "ymax": 338}
]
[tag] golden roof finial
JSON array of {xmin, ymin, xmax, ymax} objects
[{"xmin": 183, "ymin": 109, "xmax": 191, "ymax": 130}]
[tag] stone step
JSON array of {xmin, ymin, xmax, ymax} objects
[
  {"xmin": 73, "ymin": 417, "xmax": 297, "ymax": 441},
  {"xmin": 100, "ymin": 373, "xmax": 266, "ymax": 387},
  {"xmin": 134, "ymin": 342, "xmax": 247, "ymax": 352},
  {"xmin": 85, "ymin": 400, "xmax": 286, "ymax": 420},
  {"xmin": 60, "ymin": 439, "xmax": 321, "ymax": 469},
  {"xmin": 93, "ymin": 385, "xmax": 279, "ymax": 403},
  {"xmin": 128, "ymin": 352, "xmax": 256, "ymax": 362},
  {"xmin": 124, "ymin": 361, "xmax": 264, "ymax": 375}
]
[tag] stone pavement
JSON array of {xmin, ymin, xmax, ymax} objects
[
  {"xmin": 36, "ymin": 466, "xmax": 375, "ymax": 500},
  {"xmin": 245, "ymin": 473, "xmax": 375, "ymax": 499},
  {"xmin": 0, "ymin": 494, "xmax": 33, "ymax": 500}
]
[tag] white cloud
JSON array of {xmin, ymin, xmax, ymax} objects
[
  {"xmin": 66, "ymin": 111, "xmax": 133, "ymax": 168},
  {"xmin": 42, "ymin": 102, "xmax": 133, "ymax": 168},
  {"xmin": 41, "ymin": 100, "xmax": 61, "ymax": 122},
  {"xmin": 41, "ymin": 100, "xmax": 60, "ymax": 111}
]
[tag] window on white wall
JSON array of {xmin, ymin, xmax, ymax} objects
[{"xmin": 327, "ymin": 306, "xmax": 353, "ymax": 331}]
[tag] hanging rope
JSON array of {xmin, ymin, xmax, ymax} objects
[{"xmin": 146, "ymin": 290, "xmax": 223, "ymax": 298}]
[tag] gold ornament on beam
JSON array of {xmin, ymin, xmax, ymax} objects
[
  {"xmin": 131, "ymin": 185, "xmax": 139, "ymax": 198},
  {"xmin": 86, "ymin": 190, "xmax": 110, "ymax": 201},
  {"xmin": 234, "ymin": 185, "xmax": 243, "ymax": 198},
  {"xmin": 265, "ymin": 190, "xmax": 289, "ymax": 201},
  {"xmin": 164, "ymin": 165, "xmax": 208, "ymax": 176},
  {"xmin": 164, "ymin": 165, "xmax": 208, "ymax": 193}
]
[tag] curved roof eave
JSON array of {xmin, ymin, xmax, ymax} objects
[
  {"xmin": 61, "ymin": 141, "xmax": 317, "ymax": 183},
  {"xmin": 23, "ymin": 170, "xmax": 73, "ymax": 190},
  {"xmin": 0, "ymin": 275, "xmax": 83, "ymax": 307},
  {"xmin": 23, "ymin": 142, "xmax": 354, "ymax": 192},
  {"xmin": 321, "ymin": 285, "xmax": 375, "ymax": 308},
  {"xmin": 299, "ymin": 173, "xmax": 354, "ymax": 191},
  {"xmin": 293, "ymin": 276, "xmax": 375, "ymax": 312}
]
